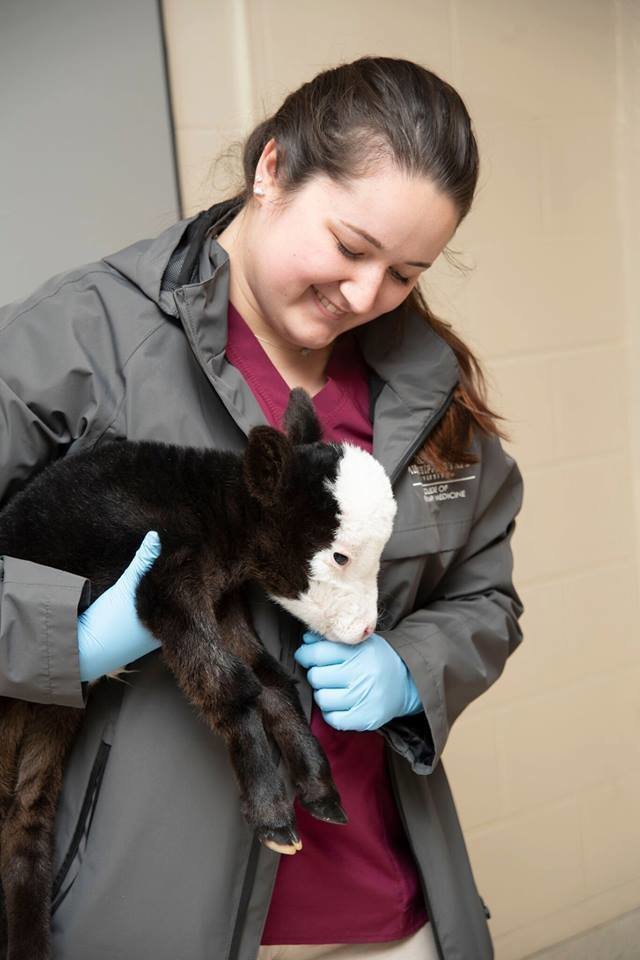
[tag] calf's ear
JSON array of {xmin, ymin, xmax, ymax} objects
[
  {"xmin": 244, "ymin": 426, "xmax": 292, "ymax": 506},
  {"xmin": 283, "ymin": 388, "xmax": 322, "ymax": 445}
]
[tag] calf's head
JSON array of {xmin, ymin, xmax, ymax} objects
[{"xmin": 243, "ymin": 389, "xmax": 397, "ymax": 645}]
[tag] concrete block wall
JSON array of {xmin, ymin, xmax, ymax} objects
[{"xmin": 161, "ymin": 2, "xmax": 640, "ymax": 956}]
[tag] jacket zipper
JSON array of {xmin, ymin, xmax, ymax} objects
[
  {"xmin": 226, "ymin": 835, "xmax": 263, "ymax": 960},
  {"xmin": 390, "ymin": 384, "xmax": 458, "ymax": 486},
  {"xmin": 51, "ymin": 740, "xmax": 111, "ymax": 912}
]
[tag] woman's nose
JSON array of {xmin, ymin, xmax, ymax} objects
[{"xmin": 341, "ymin": 268, "xmax": 385, "ymax": 315}]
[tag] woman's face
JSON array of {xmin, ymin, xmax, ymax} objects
[{"xmin": 227, "ymin": 141, "xmax": 460, "ymax": 350}]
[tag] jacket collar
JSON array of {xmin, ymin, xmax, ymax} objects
[
  {"xmin": 354, "ymin": 308, "xmax": 459, "ymax": 481},
  {"xmin": 104, "ymin": 199, "xmax": 460, "ymax": 479}
]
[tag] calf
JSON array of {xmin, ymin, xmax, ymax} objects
[{"xmin": 0, "ymin": 388, "xmax": 396, "ymax": 960}]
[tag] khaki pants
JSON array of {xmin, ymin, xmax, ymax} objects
[{"xmin": 257, "ymin": 923, "xmax": 438, "ymax": 960}]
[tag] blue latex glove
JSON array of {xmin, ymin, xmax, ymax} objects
[
  {"xmin": 293, "ymin": 630, "xmax": 423, "ymax": 732},
  {"xmin": 77, "ymin": 531, "xmax": 162, "ymax": 682}
]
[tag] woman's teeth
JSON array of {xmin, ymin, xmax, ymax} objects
[{"xmin": 313, "ymin": 286, "xmax": 345, "ymax": 316}]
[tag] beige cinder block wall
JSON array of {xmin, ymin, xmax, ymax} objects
[{"xmin": 161, "ymin": 2, "xmax": 640, "ymax": 957}]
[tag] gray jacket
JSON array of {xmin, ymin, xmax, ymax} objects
[{"xmin": 0, "ymin": 200, "xmax": 524, "ymax": 960}]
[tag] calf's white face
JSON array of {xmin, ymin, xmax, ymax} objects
[{"xmin": 272, "ymin": 445, "xmax": 397, "ymax": 644}]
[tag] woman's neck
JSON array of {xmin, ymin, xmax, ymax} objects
[{"xmin": 254, "ymin": 341, "xmax": 332, "ymax": 397}]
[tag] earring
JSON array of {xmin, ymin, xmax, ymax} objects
[{"xmin": 253, "ymin": 184, "xmax": 265, "ymax": 196}]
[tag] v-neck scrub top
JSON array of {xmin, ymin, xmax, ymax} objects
[{"xmin": 225, "ymin": 301, "xmax": 428, "ymax": 945}]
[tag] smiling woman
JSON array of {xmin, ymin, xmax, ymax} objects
[
  {"xmin": 202, "ymin": 57, "xmax": 520, "ymax": 958},
  {"xmin": 0, "ymin": 54, "xmax": 523, "ymax": 960}
]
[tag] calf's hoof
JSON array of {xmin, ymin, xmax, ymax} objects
[
  {"xmin": 301, "ymin": 797, "xmax": 348, "ymax": 824},
  {"xmin": 258, "ymin": 825, "xmax": 303, "ymax": 855}
]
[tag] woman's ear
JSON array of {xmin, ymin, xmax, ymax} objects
[
  {"xmin": 283, "ymin": 388, "xmax": 322, "ymax": 445},
  {"xmin": 258, "ymin": 137, "xmax": 280, "ymax": 194},
  {"xmin": 243, "ymin": 426, "xmax": 292, "ymax": 506}
]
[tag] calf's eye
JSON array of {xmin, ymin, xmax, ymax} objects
[{"xmin": 333, "ymin": 552, "xmax": 349, "ymax": 566}]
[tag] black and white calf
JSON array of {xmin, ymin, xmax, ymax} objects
[{"xmin": 0, "ymin": 387, "xmax": 396, "ymax": 960}]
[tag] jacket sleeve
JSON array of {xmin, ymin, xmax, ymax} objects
[
  {"xmin": 378, "ymin": 435, "xmax": 524, "ymax": 775},
  {"xmin": 0, "ymin": 268, "xmax": 124, "ymax": 707}
]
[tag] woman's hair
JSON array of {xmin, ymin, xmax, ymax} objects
[{"xmin": 224, "ymin": 56, "xmax": 507, "ymax": 473}]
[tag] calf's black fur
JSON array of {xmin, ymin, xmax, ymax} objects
[{"xmin": 0, "ymin": 389, "xmax": 351, "ymax": 960}]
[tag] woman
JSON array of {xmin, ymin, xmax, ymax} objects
[{"xmin": 0, "ymin": 57, "xmax": 523, "ymax": 959}]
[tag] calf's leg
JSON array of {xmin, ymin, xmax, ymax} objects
[
  {"xmin": 0, "ymin": 700, "xmax": 29, "ymax": 960},
  {"xmin": 136, "ymin": 574, "xmax": 303, "ymax": 855},
  {"xmin": 0, "ymin": 704, "xmax": 82, "ymax": 960},
  {"xmin": 216, "ymin": 594, "xmax": 347, "ymax": 827}
]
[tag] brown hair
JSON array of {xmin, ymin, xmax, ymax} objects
[{"xmin": 226, "ymin": 56, "xmax": 507, "ymax": 473}]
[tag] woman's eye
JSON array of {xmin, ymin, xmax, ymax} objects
[
  {"xmin": 335, "ymin": 239, "xmax": 410, "ymax": 286},
  {"xmin": 333, "ymin": 552, "xmax": 349, "ymax": 566},
  {"xmin": 336, "ymin": 240, "xmax": 360, "ymax": 260}
]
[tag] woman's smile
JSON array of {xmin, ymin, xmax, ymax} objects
[{"xmin": 311, "ymin": 284, "xmax": 348, "ymax": 318}]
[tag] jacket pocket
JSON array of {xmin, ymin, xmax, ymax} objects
[
  {"xmin": 50, "ymin": 739, "xmax": 111, "ymax": 915},
  {"xmin": 378, "ymin": 517, "xmax": 472, "ymax": 630}
]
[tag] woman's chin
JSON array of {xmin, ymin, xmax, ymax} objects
[
  {"xmin": 308, "ymin": 318, "xmax": 350, "ymax": 347},
  {"xmin": 283, "ymin": 321, "xmax": 337, "ymax": 352}
]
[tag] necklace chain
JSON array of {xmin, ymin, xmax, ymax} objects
[{"xmin": 253, "ymin": 332, "xmax": 313, "ymax": 357}]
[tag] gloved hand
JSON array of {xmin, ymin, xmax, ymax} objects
[
  {"xmin": 293, "ymin": 630, "xmax": 423, "ymax": 732},
  {"xmin": 77, "ymin": 531, "xmax": 162, "ymax": 682}
]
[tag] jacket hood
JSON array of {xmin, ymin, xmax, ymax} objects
[
  {"xmin": 104, "ymin": 216, "xmax": 192, "ymax": 312},
  {"xmin": 103, "ymin": 198, "xmax": 243, "ymax": 315}
]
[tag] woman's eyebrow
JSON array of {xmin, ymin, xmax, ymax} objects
[{"xmin": 338, "ymin": 219, "xmax": 431, "ymax": 268}]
